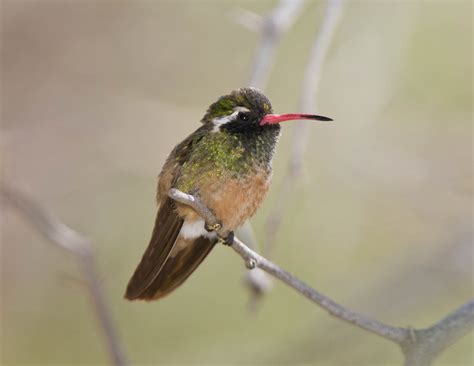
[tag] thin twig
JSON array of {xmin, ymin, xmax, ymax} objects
[
  {"xmin": 231, "ymin": 237, "xmax": 408, "ymax": 342},
  {"xmin": 169, "ymin": 188, "xmax": 406, "ymax": 341},
  {"xmin": 246, "ymin": 0, "xmax": 307, "ymax": 89},
  {"xmin": 263, "ymin": 0, "xmax": 344, "ymax": 258},
  {"xmin": 1, "ymin": 185, "xmax": 127, "ymax": 366},
  {"xmin": 234, "ymin": 0, "xmax": 307, "ymax": 299},
  {"xmin": 169, "ymin": 188, "xmax": 474, "ymax": 365}
]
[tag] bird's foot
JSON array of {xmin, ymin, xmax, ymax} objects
[
  {"xmin": 205, "ymin": 221, "xmax": 222, "ymax": 232},
  {"xmin": 204, "ymin": 220, "xmax": 233, "ymax": 246},
  {"xmin": 218, "ymin": 231, "xmax": 234, "ymax": 246}
]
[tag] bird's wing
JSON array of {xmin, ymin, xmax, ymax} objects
[
  {"xmin": 125, "ymin": 124, "xmax": 214, "ymax": 301},
  {"xmin": 124, "ymin": 197, "xmax": 184, "ymax": 300},
  {"xmin": 125, "ymin": 197, "xmax": 217, "ymax": 301}
]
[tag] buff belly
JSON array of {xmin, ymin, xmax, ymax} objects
[{"xmin": 175, "ymin": 170, "xmax": 271, "ymax": 235}]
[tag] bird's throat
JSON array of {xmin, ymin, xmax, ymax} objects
[{"xmin": 175, "ymin": 126, "xmax": 280, "ymax": 193}]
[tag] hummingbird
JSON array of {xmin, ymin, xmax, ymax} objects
[{"xmin": 125, "ymin": 87, "xmax": 332, "ymax": 301}]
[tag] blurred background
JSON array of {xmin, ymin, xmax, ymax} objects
[{"xmin": 1, "ymin": 0, "xmax": 472, "ymax": 365}]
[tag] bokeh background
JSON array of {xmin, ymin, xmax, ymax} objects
[{"xmin": 1, "ymin": 0, "xmax": 472, "ymax": 365}]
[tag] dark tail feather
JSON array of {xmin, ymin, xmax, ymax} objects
[{"xmin": 140, "ymin": 235, "xmax": 216, "ymax": 300}]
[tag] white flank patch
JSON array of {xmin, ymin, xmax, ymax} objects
[
  {"xmin": 211, "ymin": 106, "xmax": 251, "ymax": 132},
  {"xmin": 179, "ymin": 218, "xmax": 217, "ymax": 240}
]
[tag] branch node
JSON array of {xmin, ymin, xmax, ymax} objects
[{"xmin": 246, "ymin": 258, "xmax": 257, "ymax": 269}]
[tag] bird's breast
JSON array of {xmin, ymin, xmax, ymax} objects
[{"xmin": 176, "ymin": 168, "xmax": 271, "ymax": 232}]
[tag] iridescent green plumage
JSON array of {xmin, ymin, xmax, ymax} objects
[
  {"xmin": 174, "ymin": 126, "xmax": 279, "ymax": 193},
  {"xmin": 125, "ymin": 87, "xmax": 331, "ymax": 301},
  {"xmin": 201, "ymin": 87, "xmax": 273, "ymax": 122},
  {"xmin": 168, "ymin": 88, "xmax": 281, "ymax": 194}
]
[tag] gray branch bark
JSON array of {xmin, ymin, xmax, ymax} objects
[
  {"xmin": 1, "ymin": 185, "xmax": 127, "ymax": 366},
  {"xmin": 169, "ymin": 188, "xmax": 474, "ymax": 365}
]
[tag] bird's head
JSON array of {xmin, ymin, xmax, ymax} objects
[{"xmin": 201, "ymin": 87, "xmax": 332, "ymax": 134}]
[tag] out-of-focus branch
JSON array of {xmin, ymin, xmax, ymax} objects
[
  {"xmin": 243, "ymin": 0, "xmax": 307, "ymax": 89},
  {"xmin": 169, "ymin": 188, "xmax": 474, "ymax": 365},
  {"xmin": 1, "ymin": 185, "xmax": 127, "ymax": 366},
  {"xmin": 264, "ymin": 0, "xmax": 344, "ymax": 258},
  {"xmin": 234, "ymin": 0, "xmax": 307, "ymax": 300},
  {"xmin": 236, "ymin": 221, "xmax": 273, "ymax": 307},
  {"xmin": 294, "ymin": 0, "xmax": 343, "ymax": 173}
]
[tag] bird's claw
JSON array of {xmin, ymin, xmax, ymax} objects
[
  {"xmin": 218, "ymin": 231, "xmax": 234, "ymax": 246},
  {"xmin": 205, "ymin": 221, "xmax": 233, "ymax": 246},
  {"xmin": 205, "ymin": 221, "xmax": 222, "ymax": 232}
]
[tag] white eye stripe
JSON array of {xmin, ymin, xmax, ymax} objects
[
  {"xmin": 211, "ymin": 106, "xmax": 250, "ymax": 132},
  {"xmin": 211, "ymin": 111, "xmax": 239, "ymax": 131}
]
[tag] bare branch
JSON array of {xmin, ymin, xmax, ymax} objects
[
  {"xmin": 401, "ymin": 300, "xmax": 474, "ymax": 366},
  {"xmin": 264, "ymin": 0, "xmax": 344, "ymax": 258},
  {"xmin": 170, "ymin": 188, "xmax": 218, "ymax": 227},
  {"xmin": 235, "ymin": 0, "xmax": 308, "ymax": 299},
  {"xmin": 246, "ymin": 0, "xmax": 307, "ymax": 89},
  {"xmin": 231, "ymin": 236, "xmax": 408, "ymax": 343},
  {"xmin": 169, "ymin": 188, "xmax": 407, "ymax": 341},
  {"xmin": 300, "ymin": 0, "xmax": 343, "ymax": 113},
  {"xmin": 168, "ymin": 188, "xmax": 474, "ymax": 364},
  {"xmin": 1, "ymin": 184, "xmax": 127, "ymax": 366}
]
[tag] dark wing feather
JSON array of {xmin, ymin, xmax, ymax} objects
[
  {"xmin": 125, "ymin": 198, "xmax": 183, "ymax": 300},
  {"xmin": 126, "ymin": 124, "xmax": 214, "ymax": 301},
  {"xmin": 145, "ymin": 236, "xmax": 216, "ymax": 300}
]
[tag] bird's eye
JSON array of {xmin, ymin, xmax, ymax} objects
[{"xmin": 238, "ymin": 112, "xmax": 250, "ymax": 122}]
